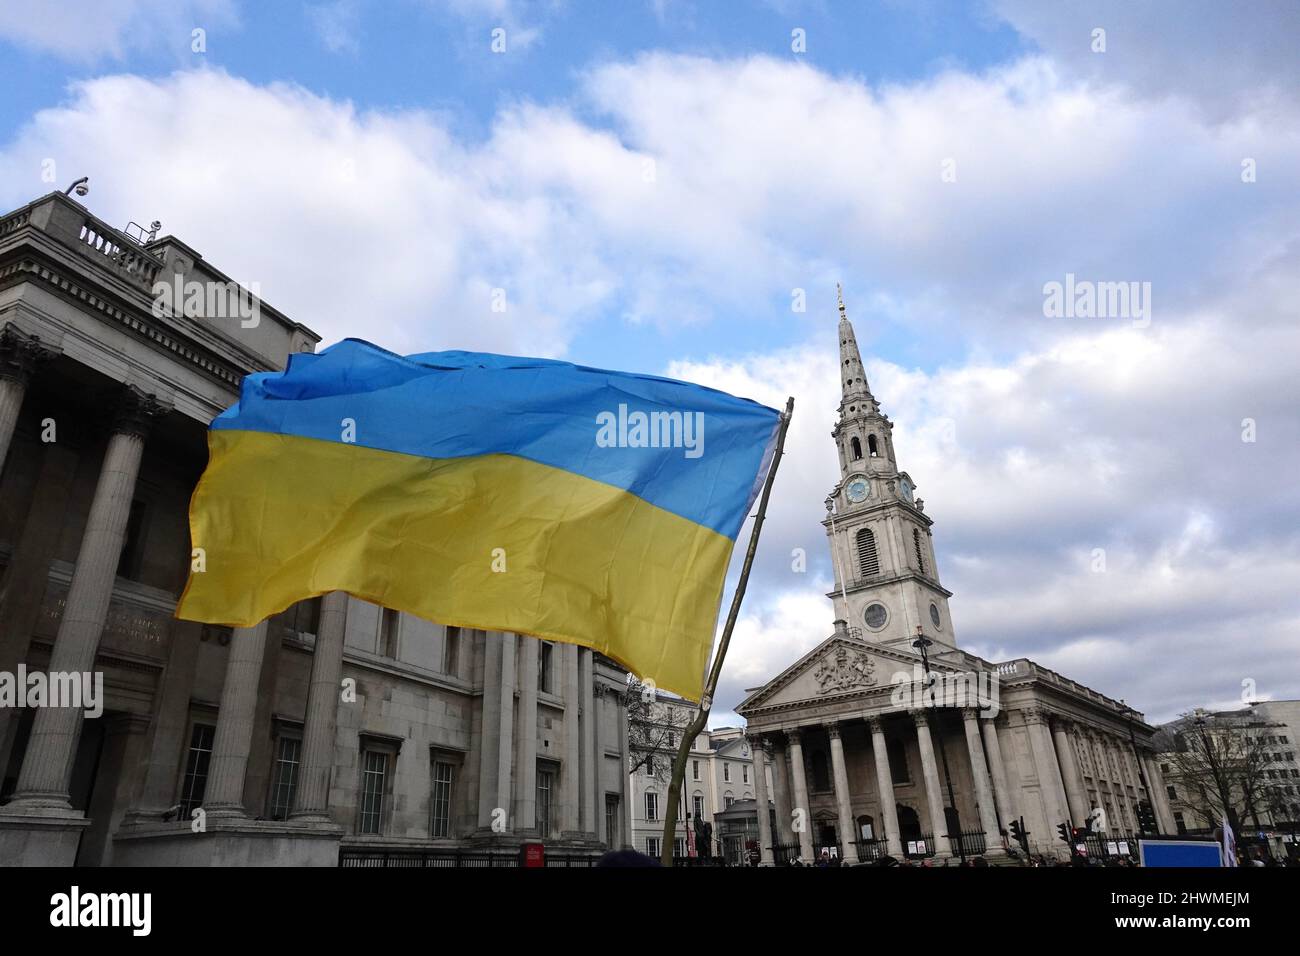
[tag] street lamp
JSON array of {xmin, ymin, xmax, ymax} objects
[
  {"xmin": 63, "ymin": 176, "xmax": 89, "ymax": 197},
  {"xmin": 912, "ymin": 625, "xmax": 965, "ymax": 863}
]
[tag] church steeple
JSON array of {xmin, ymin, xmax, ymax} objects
[
  {"xmin": 837, "ymin": 283, "xmax": 874, "ymax": 410},
  {"xmin": 823, "ymin": 286, "xmax": 956, "ymax": 651},
  {"xmin": 832, "ymin": 287, "xmax": 893, "ymax": 474}
]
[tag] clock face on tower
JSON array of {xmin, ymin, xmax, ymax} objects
[{"xmin": 846, "ymin": 478, "xmax": 869, "ymax": 503}]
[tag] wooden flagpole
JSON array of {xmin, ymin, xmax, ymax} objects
[{"xmin": 659, "ymin": 396, "xmax": 794, "ymax": 866}]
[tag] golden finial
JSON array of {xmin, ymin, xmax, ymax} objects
[{"xmin": 836, "ymin": 283, "xmax": 847, "ymax": 318}]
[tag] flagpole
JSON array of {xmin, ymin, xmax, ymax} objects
[{"xmin": 660, "ymin": 396, "xmax": 795, "ymax": 866}]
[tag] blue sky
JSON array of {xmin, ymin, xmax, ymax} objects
[{"xmin": 1, "ymin": 1, "xmax": 1297, "ymax": 724}]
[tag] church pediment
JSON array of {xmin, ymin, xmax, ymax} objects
[{"xmin": 738, "ymin": 637, "xmax": 924, "ymax": 713}]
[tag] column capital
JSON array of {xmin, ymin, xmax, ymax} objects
[
  {"xmin": 867, "ymin": 714, "xmax": 887, "ymax": 733},
  {"xmin": 112, "ymin": 385, "xmax": 170, "ymax": 440},
  {"xmin": 746, "ymin": 734, "xmax": 768, "ymax": 753},
  {"xmin": 908, "ymin": 709, "xmax": 931, "ymax": 728},
  {"xmin": 785, "ymin": 727, "xmax": 803, "ymax": 745},
  {"xmin": 1019, "ymin": 706, "xmax": 1051, "ymax": 726},
  {"xmin": 0, "ymin": 326, "xmax": 58, "ymax": 385},
  {"xmin": 960, "ymin": 706, "xmax": 982, "ymax": 723},
  {"xmin": 826, "ymin": 722, "xmax": 842, "ymax": 740}
]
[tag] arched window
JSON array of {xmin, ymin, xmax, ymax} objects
[
  {"xmin": 868, "ymin": 434, "xmax": 879, "ymax": 457},
  {"xmin": 913, "ymin": 528, "xmax": 926, "ymax": 573},
  {"xmin": 851, "ymin": 436, "xmax": 862, "ymax": 460},
  {"xmin": 856, "ymin": 528, "xmax": 880, "ymax": 576}
]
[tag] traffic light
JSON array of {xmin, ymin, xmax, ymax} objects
[
  {"xmin": 1057, "ymin": 822, "xmax": 1071, "ymax": 845},
  {"xmin": 1009, "ymin": 819, "xmax": 1022, "ymax": 842},
  {"xmin": 1137, "ymin": 801, "xmax": 1157, "ymax": 834},
  {"xmin": 1009, "ymin": 816, "xmax": 1030, "ymax": 855}
]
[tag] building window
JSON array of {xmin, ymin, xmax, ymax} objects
[
  {"xmin": 723, "ymin": 763, "xmax": 731, "ymax": 782},
  {"xmin": 851, "ymin": 436, "xmax": 862, "ymax": 460},
  {"xmin": 430, "ymin": 759, "xmax": 455, "ymax": 838},
  {"xmin": 811, "ymin": 750, "xmax": 831, "ymax": 791},
  {"xmin": 693, "ymin": 794, "xmax": 704, "ymax": 820},
  {"xmin": 536, "ymin": 767, "xmax": 554, "ymax": 837},
  {"xmin": 178, "ymin": 723, "xmax": 215, "ymax": 819},
  {"xmin": 645, "ymin": 792, "xmax": 659, "ymax": 821},
  {"xmin": 856, "ymin": 527, "xmax": 880, "ymax": 576},
  {"xmin": 867, "ymin": 434, "xmax": 879, "ymax": 457},
  {"xmin": 887, "ymin": 736, "xmax": 911, "ymax": 784},
  {"xmin": 674, "ymin": 837, "xmax": 686, "ymax": 857},
  {"xmin": 913, "ymin": 528, "xmax": 926, "ymax": 573},
  {"xmin": 724, "ymin": 794, "xmax": 735, "ymax": 809},
  {"xmin": 743, "ymin": 765, "xmax": 749, "ymax": 784},
  {"xmin": 359, "ymin": 749, "xmax": 390, "ymax": 834},
  {"xmin": 646, "ymin": 837, "xmax": 661, "ymax": 858},
  {"xmin": 646, "ymin": 755, "xmax": 655, "ymax": 776},
  {"xmin": 1174, "ymin": 812, "xmax": 1186, "ymax": 834},
  {"xmin": 605, "ymin": 795, "xmax": 620, "ymax": 847},
  {"xmin": 539, "ymin": 642, "xmax": 554, "ymax": 693},
  {"xmin": 692, "ymin": 759, "xmax": 700, "ymax": 780},
  {"xmin": 378, "ymin": 608, "xmax": 399, "ymax": 658},
  {"xmin": 442, "ymin": 626, "xmax": 460, "ymax": 676},
  {"xmin": 268, "ymin": 734, "xmax": 301, "ymax": 821}
]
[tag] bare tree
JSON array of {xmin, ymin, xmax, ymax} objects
[
  {"xmin": 1164, "ymin": 708, "xmax": 1284, "ymax": 833},
  {"xmin": 624, "ymin": 676, "xmax": 693, "ymax": 789}
]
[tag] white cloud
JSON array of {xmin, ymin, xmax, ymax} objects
[{"xmin": 0, "ymin": 0, "xmax": 238, "ymax": 61}]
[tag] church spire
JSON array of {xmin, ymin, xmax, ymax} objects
[{"xmin": 837, "ymin": 284, "xmax": 874, "ymax": 409}]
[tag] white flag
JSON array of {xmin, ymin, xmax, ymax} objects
[{"xmin": 1222, "ymin": 815, "xmax": 1237, "ymax": 867}]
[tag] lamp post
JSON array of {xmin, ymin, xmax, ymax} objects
[{"xmin": 912, "ymin": 626, "xmax": 964, "ymax": 863}]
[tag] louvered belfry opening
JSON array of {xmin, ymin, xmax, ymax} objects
[
  {"xmin": 856, "ymin": 527, "xmax": 880, "ymax": 576},
  {"xmin": 913, "ymin": 527, "xmax": 926, "ymax": 573}
]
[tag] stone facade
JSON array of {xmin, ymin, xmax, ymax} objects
[
  {"xmin": 737, "ymin": 290, "xmax": 1175, "ymax": 864},
  {"xmin": 0, "ymin": 192, "xmax": 627, "ymax": 866}
]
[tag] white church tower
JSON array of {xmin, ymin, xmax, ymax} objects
[{"xmin": 822, "ymin": 286, "xmax": 956, "ymax": 652}]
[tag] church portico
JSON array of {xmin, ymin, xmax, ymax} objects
[{"xmin": 737, "ymin": 289, "xmax": 1171, "ymax": 864}]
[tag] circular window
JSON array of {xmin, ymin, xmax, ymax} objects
[
  {"xmin": 864, "ymin": 603, "xmax": 888, "ymax": 630},
  {"xmin": 930, "ymin": 603, "xmax": 942, "ymax": 629}
]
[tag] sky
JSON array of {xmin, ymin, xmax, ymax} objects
[{"xmin": 1, "ymin": 0, "xmax": 1296, "ymax": 727}]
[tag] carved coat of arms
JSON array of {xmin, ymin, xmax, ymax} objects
[{"xmin": 814, "ymin": 644, "xmax": 877, "ymax": 694}]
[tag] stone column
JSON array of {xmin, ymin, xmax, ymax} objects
[
  {"xmin": 290, "ymin": 591, "xmax": 348, "ymax": 822},
  {"xmin": 868, "ymin": 716, "xmax": 903, "ymax": 857},
  {"xmin": 1143, "ymin": 752, "xmax": 1176, "ymax": 833},
  {"xmin": 827, "ymin": 723, "xmax": 860, "ymax": 864},
  {"xmin": 476, "ymin": 633, "xmax": 502, "ymax": 829},
  {"xmin": 770, "ymin": 737, "xmax": 795, "ymax": 846},
  {"xmin": 786, "ymin": 729, "xmax": 815, "ymax": 863},
  {"xmin": 1105, "ymin": 735, "xmax": 1137, "ymax": 830},
  {"xmin": 1024, "ymin": 708, "xmax": 1071, "ymax": 833},
  {"xmin": 203, "ymin": 621, "xmax": 271, "ymax": 816},
  {"xmin": 750, "ymin": 738, "xmax": 775, "ymax": 865},
  {"xmin": 496, "ymin": 632, "xmax": 516, "ymax": 830},
  {"xmin": 911, "ymin": 711, "xmax": 953, "ymax": 856},
  {"xmin": 0, "ymin": 326, "xmax": 56, "ymax": 476},
  {"xmin": 1088, "ymin": 731, "xmax": 1123, "ymax": 829},
  {"xmin": 579, "ymin": 648, "xmax": 595, "ymax": 835},
  {"xmin": 981, "ymin": 716, "xmax": 1016, "ymax": 829},
  {"xmin": 962, "ymin": 709, "xmax": 1003, "ymax": 854},
  {"xmin": 1052, "ymin": 720, "xmax": 1089, "ymax": 824},
  {"xmin": 592, "ymin": 683, "xmax": 605, "ymax": 845},
  {"xmin": 515, "ymin": 637, "xmax": 538, "ymax": 834},
  {"xmin": 561, "ymin": 643, "xmax": 580, "ymax": 834},
  {"xmin": 123, "ymin": 620, "xmax": 203, "ymax": 821},
  {"xmin": 1, "ymin": 387, "xmax": 166, "ymax": 813}
]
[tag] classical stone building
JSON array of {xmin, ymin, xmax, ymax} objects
[
  {"xmin": 0, "ymin": 191, "xmax": 627, "ymax": 866},
  {"xmin": 736, "ymin": 291, "xmax": 1177, "ymax": 864},
  {"xmin": 626, "ymin": 689, "xmax": 771, "ymax": 860}
]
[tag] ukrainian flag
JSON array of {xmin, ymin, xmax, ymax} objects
[{"xmin": 177, "ymin": 339, "xmax": 781, "ymax": 700}]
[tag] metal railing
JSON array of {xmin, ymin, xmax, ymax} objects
[
  {"xmin": 338, "ymin": 846, "xmax": 600, "ymax": 867},
  {"xmin": 949, "ymin": 829, "xmax": 988, "ymax": 858}
]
